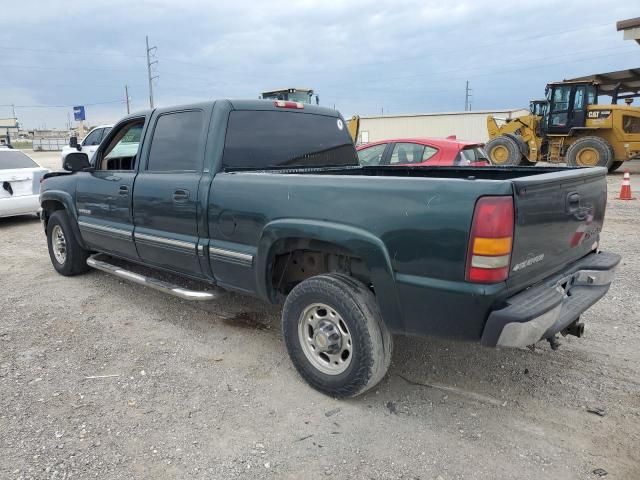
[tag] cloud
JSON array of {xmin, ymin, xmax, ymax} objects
[{"xmin": 1, "ymin": 0, "xmax": 638, "ymax": 128}]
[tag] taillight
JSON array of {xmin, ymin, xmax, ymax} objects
[
  {"xmin": 274, "ymin": 100, "xmax": 304, "ymax": 109},
  {"xmin": 466, "ymin": 196, "xmax": 514, "ymax": 283}
]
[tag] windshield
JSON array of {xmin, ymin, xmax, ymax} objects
[
  {"xmin": 223, "ymin": 111, "xmax": 357, "ymax": 170},
  {"xmin": 0, "ymin": 150, "xmax": 39, "ymax": 169}
]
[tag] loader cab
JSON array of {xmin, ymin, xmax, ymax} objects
[
  {"xmin": 543, "ymin": 81, "xmax": 597, "ymax": 134},
  {"xmin": 529, "ymin": 100, "xmax": 547, "ymax": 117}
]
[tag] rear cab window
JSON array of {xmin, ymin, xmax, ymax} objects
[{"xmin": 223, "ymin": 110, "xmax": 357, "ymax": 170}]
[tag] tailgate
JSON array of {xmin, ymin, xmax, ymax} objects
[{"xmin": 508, "ymin": 167, "xmax": 607, "ymax": 290}]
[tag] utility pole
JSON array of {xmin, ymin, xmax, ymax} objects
[
  {"xmin": 146, "ymin": 36, "xmax": 159, "ymax": 109},
  {"xmin": 125, "ymin": 85, "xmax": 131, "ymax": 114},
  {"xmin": 465, "ymin": 81, "xmax": 473, "ymax": 111}
]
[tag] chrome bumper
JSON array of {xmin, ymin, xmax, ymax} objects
[{"xmin": 481, "ymin": 251, "xmax": 621, "ymax": 348}]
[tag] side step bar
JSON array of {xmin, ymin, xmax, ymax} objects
[{"xmin": 87, "ymin": 255, "xmax": 220, "ymax": 301}]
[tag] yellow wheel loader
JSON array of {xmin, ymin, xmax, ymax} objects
[{"xmin": 486, "ymin": 68, "xmax": 640, "ymax": 172}]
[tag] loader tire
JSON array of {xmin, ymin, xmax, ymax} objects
[
  {"xmin": 566, "ymin": 136, "xmax": 613, "ymax": 169},
  {"xmin": 486, "ymin": 136, "xmax": 522, "ymax": 166}
]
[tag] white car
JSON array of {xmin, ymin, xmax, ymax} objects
[
  {"xmin": 61, "ymin": 124, "xmax": 112, "ymax": 166},
  {"xmin": 0, "ymin": 149, "xmax": 50, "ymax": 218}
]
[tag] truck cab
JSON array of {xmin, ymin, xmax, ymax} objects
[
  {"xmin": 60, "ymin": 125, "xmax": 112, "ymax": 166},
  {"xmin": 260, "ymin": 88, "xmax": 318, "ymax": 105}
]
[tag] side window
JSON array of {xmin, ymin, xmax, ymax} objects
[
  {"xmin": 623, "ymin": 115, "xmax": 640, "ymax": 134},
  {"xmin": 390, "ymin": 143, "xmax": 425, "ymax": 164},
  {"xmin": 422, "ymin": 146, "xmax": 438, "ymax": 162},
  {"xmin": 357, "ymin": 144, "xmax": 386, "ymax": 166},
  {"xmin": 82, "ymin": 129, "xmax": 103, "ymax": 146},
  {"xmin": 147, "ymin": 111, "xmax": 204, "ymax": 172},
  {"xmin": 98, "ymin": 120, "xmax": 145, "ymax": 171}
]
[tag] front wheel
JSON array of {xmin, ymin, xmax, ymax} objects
[
  {"xmin": 282, "ymin": 274, "xmax": 393, "ymax": 398},
  {"xmin": 46, "ymin": 210, "xmax": 90, "ymax": 276},
  {"xmin": 485, "ymin": 136, "xmax": 522, "ymax": 166}
]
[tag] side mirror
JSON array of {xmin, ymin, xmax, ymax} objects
[
  {"xmin": 63, "ymin": 152, "xmax": 92, "ymax": 172},
  {"xmin": 69, "ymin": 136, "xmax": 78, "ymax": 148}
]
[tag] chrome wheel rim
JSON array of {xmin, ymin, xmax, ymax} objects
[
  {"xmin": 298, "ymin": 303, "xmax": 352, "ymax": 375},
  {"xmin": 52, "ymin": 225, "xmax": 67, "ymax": 264}
]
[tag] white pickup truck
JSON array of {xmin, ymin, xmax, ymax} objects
[{"xmin": 60, "ymin": 125, "xmax": 112, "ymax": 166}]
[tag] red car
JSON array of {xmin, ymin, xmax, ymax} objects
[{"xmin": 356, "ymin": 137, "xmax": 490, "ymax": 167}]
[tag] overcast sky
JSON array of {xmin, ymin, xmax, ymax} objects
[{"xmin": 1, "ymin": 0, "xmax": 638, "ymax": 129}]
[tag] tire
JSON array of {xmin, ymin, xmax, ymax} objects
[
  {"xmin": 608, "ymin": 161, "xmax": 624, "ymax": 173},
  {"xmin": 46, "ymin": 210, "xmax": 90, "ymax": 276},
  {"xmin": 485, "ymin": 136, "xmax": 522, "ymax": 166},
  {"xmin": 282, "ymin": 273, "xmax": 393, "ymax": 398},
  {"xmin": 509, "ymin": 136, "xmax": 536, "ymax": 166},
  {"xmin": 565, "ymin": 136, "xmax": 613, "ymax": 169}
]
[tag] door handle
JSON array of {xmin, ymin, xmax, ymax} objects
[
  {"xmin": 173, "ymin": 189, "xmax": 190, "ymax": 202},
  {"xmin": 119, "ymin": 185, "xmax": 129, "ymax": 195}
]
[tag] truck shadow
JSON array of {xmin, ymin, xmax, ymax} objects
[
  {"xmin": 0, "ymin": 215, "xmax": 40, "ymax": 227},
  {"xmin": 192, "ymin": 292, "xmax": 588, "ymax": 409},
  {"xmin": 89, "ymin": 268, "xmax": 598, "ymax": 411}
]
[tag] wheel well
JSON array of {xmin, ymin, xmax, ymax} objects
[
  {"xmin": 269, "ymin": 238, "xmax": 371, "ymax": 300},
  {"xmin": 40, "ymin": 200, "xmax": 65, "ymax": 228}
]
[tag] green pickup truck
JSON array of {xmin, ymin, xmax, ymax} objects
[{"xmin": 40, "ymin": 99, "xmax": 620, "ymax": 398}]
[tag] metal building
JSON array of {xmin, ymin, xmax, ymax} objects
[{"xmin": 356, "ymin": 108, "xmax": 529, "ymax": 145}]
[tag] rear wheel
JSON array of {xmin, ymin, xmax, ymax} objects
[
  {"xmin": 46, "ymin": 210, "xmax": 90, "ymax": 276},
  {"xmin": 565, "ymin": 136, "xmax": 613, "ymax": 169},
  {"xmin": 282, "ymin": 273, "xmax": 393, "ymax": 398},
  {"xmin": 486, "ymin": 136, "xmax": 522, "ymax": 166},
  {"xmin": 608, "ymin": 161, "xmax": 624, "ymax": 173}
]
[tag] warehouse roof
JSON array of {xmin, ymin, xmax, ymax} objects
[{"xmin": 358, "ymin": 108, "xmax": 527, "ymax": 120}]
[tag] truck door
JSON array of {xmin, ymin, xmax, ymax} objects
[
  {"xmin": 76, "ymin": 118, "xmax": 146, "ymax": 260},
  {"xmin": 132, "ymin": 109, "xmax": 208, "ymax": 276},
  {"xmin": 569, "ymin": 85, "xmax": 587, "ymax": 128},
  {"xmin": 546, "ymin": 84, "xmax": 573, "ymax": 134}
]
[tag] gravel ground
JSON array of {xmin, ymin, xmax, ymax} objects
[{"xmin": 1, "ymin": 153, "xmax": 639, "ymax": 479}]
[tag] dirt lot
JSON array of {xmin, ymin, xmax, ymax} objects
[{"xmin": 1, "ymin": 153, "xmax": 639, "ymax": 479}]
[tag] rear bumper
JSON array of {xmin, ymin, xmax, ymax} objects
[
  {"xmin": 0, "ymin": 194, "xmax": 40, "ymax": 218},
  {"xmin": 481, "ymin": 251, "xmax": 620, "ymax": 347}
]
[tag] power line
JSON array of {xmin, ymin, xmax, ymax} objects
[{"xmin": 0, "ymin": 100, "xmax": 124, "ymax": 109}]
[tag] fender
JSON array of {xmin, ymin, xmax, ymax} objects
[
  {"xmin": 255, "ymin": 218, "xmax": 404, "ymax": 332},
  {"xmin": 40, "ymin": 190, "xmax": 87, "ymax": 249},
  {"xmin": 504, "ymin": 133, "xmax": 529, "ymax": 158}
]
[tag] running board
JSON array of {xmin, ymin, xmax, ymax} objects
[{"xmin": 87, "ymin": 255, "xmax": 220, "ymax": 301}]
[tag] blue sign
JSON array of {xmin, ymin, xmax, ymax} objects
[{"xmin": 73, "ymin": 106, "xmax": 86, "ymax": 121}]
